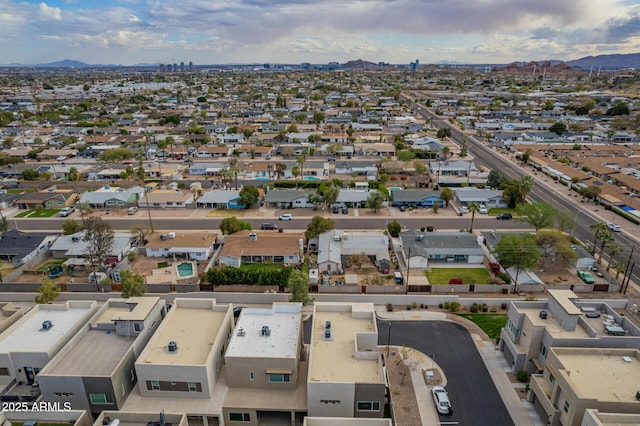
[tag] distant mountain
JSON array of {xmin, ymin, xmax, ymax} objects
[
  {"xmin": 34, "ymin": 59, "xmax": 92, "ymax": 68},
  {"xmin": 342, "ymin": 59, "xmax": 380, "ymax": 69},
  {"xmin": 566, "ymin": 53, "xmax": 640, "ymax": 69}
]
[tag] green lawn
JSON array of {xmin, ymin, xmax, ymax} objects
[
  {"xmin": 426, "ymin": 268, "xmax": 491, "ymax": 285},
  {"xmin": 239, "ymin": 263, "xmax": 287, "ymax": 272},
  {"xmin": 38, "ymin": 259, "xmax": 66, "ymax": 272},
  {"xmin": 487, "ymin": 207, "xmax": 517, "ymax": 216},
  {"xmin": 15, "ymin": 209, "xmax": 60, "ymax": 218},
  {"xmin": 457, "ymin": 313, "xmax": 508, "ymax": 339}
]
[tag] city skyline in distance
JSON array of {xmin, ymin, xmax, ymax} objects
[{"xmin": 1, "ymin": 0, "xmax": 640, "ymax": 66}]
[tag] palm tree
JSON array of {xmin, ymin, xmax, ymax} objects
[
  {"xmin": 413, "ymin": 160, "xmax": 427, "ymax": 188},
  {"xmin": 597, "ymin": 230, "xmax": 613, "ymax": 265},
  {"xmin": 468, "ymin": 202, "xmax": 480, "ymax": 233},
  {"xmin": 440, "ymin": 188, "xmax": 454, "ymax": 207},
  {"xmin": 518, "ymin": 176, "xmax": 534, "ymax": 203},
  {"xmin": 589, "ymin": 222, "xmax": 608, "ymax": 255},
  {"xmin": 228, "ymin": 158, "xmax": 240, "ymax": 190},
  {"xmin": 613, "ymin": 262, "xmax": 627, "ymax": 280},
  {"xmin": 441, "ymin": 146, "xmax": 450, "ymax": 159},
  {"xmin": 275, "ymin": 162, "xmax": 287, "ymax": 180},
  {"xmin": 291, "ymin": 166, "xmax": 300, "ymax": 187},
  {"xmin": 606, "ymin": 243, "xmax": 622, "ymax": 272},
  {"xmin": 296, "ymin": 152, "xmax": 307, "ymax": 180}
]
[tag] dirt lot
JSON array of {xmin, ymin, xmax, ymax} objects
[{"xmin": 385, "ymin": 348, "xmax": 422, "ymax": 426}]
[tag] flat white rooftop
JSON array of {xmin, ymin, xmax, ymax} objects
[
  {"xmin": 225, "ymin": 303, "xmax": 301, "ymax": 359},
  {"xmin": 310, "ymin": 304, "xmax": 382, "ymax": 384},
  {"xmin": 141, "ymin": 301, "xmax": 227, "ymax": 365},
  {"xmin": 519, "ymin": 308, "xmax": 590, "ymax": 338},
  {"xmin": 0, "ymin": 301, "xmax": 95, "ymax": 354},
  {"xmin": 92, "ymin": 298, "xmax": 159, "ymax": 324},
  {"xmin": 554, "ymin": 348, "xmax": 640, "ymax": 402}
]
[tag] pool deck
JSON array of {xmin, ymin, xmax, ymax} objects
[{"xmin": 146, "ymin": 261, "xmax": 197, "ymax": 285}]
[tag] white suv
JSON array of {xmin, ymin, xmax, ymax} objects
[
  {"xmin": 279, "ymin": 213, "xmax": 293, "ymax": 221},
  {"xmin": 478, "ymin": 205, "xmax": 488, "ymax": 214},
  {"xmin": 59, "ymin": 206, "xmax": 74, "ymax": 217},
  {"xmin": 606, "ymin": 223, "xmax": 621, "ymax": 232}
]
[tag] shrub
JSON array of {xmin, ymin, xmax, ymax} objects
[
  {"xmin": 501, "ymin": 303, "xmax": 508, "ymax": 310},
  {"xmin": 497, "ymin": 272, "xmax": 511, "ymax": 283},
  {"xmin": 420, "ymin": 227, "xmax": 425, "ymax": 232},
  {"xmin": 443, "ymin": 301, "xmax": 450, "ymax": 310},
  {"xmin": 438, "ymin": 303, "xmax": 443, "ymax": 309},
  {"xmin": 127, "ymin": 251, "xmax": 137, "ymax": 262},
  {"xmin": 386, "ymin": 303, "xmax": 394, "ymax": 312},
  {"xmin": 406, "ymin": 305, "xmax": 412, "ymax": 310},
  {"xmin": 426, "ymin": 226, "xmax": 434, "ymax": 232},
  {"xmin": 482, "ymin": 305, "xmax": 489, "ymax": 312},
  {"xmin": 420, "ymin": 303, "xmax": 425, "ymax": 309},
  {"xmin": 449, "ymin": 301, "xmax": 460, "ymax": 312},
  {"xmin": 490, "ymin": 306, "xmax": 498, "ymax": 313},
  {"xmin": 411, "ymin": 302, "xmax": 417, "ymax": 309},
  {"xmin": 516, "ymin": 371, "xmax": 529, "ymax": 383},
  {"xmin": 470, "ymin": 303, "xmax": 479, "ymax": 313}
]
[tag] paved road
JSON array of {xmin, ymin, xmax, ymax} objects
[
  {"xmin": 404, "ymin": 94, "xmax": 640, "ymax": 286},
  {"xmin": 382, "ymin": 320, "xmax": 513, "ymax": 426},
  {"xmin": 12, "ymin": 215, "xmax": 530, "ymax": 232}
]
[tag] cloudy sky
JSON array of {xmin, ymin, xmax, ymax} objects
[{"xmin": 2, "ymin": 0, "xmax": 640, "ymax": 65}]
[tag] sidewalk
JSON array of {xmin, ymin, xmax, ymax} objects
[{"xmin": 376, "ymin": 306, "xmax": 539, "ymax": 426}]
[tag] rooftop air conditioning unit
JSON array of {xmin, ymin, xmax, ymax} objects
[
  {"xmin": 42, "ymin": 320, "xmax": 52, "ymax": 330},
  {"xmin": 71, "ymin": 236, "xmax": 80, "ymax": 242},
  {"xmin": 160, "ymin": 234, "xmax": 167, "ymax": 241},
  {"xmin": 167, "ymin": 341, "xmax": 178, "ymax": 352},
  {"xmin": 539, "ymin": 310, "xmax": 548, "ymax": 319},
  {"xmin": 261, "ymin": 325, "xmax": 271, "ymax": 337},
  {"xmin": 168, "ymin": 232, "xmax": 176, "ymax": 239},
  {"xmin": 249, "ymin": 232, "xmax": 257, "ymax": 241}
]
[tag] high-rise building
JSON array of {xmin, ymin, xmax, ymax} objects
[
  {"xmin": 166, "ymin": 63, "xmax": 172, "ymax": 72},
  {"xmin": 188, "ymin": 61, "xmax": 193, "ymax": 72},
  {"xmin": 180, "ymin": 62, "xmax": 185, "ymax": 72},
  {"xmin": 173, "ymin": 63, "xmax": 178, "ymax": 72},
  {"xmin": 159, "ymin": 63, "xmax": 165, "ymax": 72}
]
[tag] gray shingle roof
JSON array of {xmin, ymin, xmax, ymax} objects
[{"xmin": 399, "ymin": 230, "xmax": 484, "ymax": 257}]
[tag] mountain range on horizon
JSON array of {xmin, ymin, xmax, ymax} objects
[{"xmin": 2, "ymin": 53, "xmax": 640, "ymax": 69}]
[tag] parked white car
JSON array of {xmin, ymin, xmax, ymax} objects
[
  {"xmin": 606, "ymin": 223, "xmax": 621, "ymax": 232},
  {"xmin": 59, "ymin": 206, "xmax": 74, "ymax": 217},
  {"xmin": 478, "ymin": 205, "xmax": 488, "ymax": 214},
  {"xmin": 279, "ymin": 213, "xmax": 293, "ymax": 221},
  {"xmin": 431, "ymin": 386, "xmax": 452, "ymax": 415},
  {"xmin": 458, "ymin": 206, "xmax": 468, "ymax": 214}
]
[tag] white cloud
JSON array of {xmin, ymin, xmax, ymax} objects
[{"xmin": 38, "ymin": 2, "xmax": 62, "ymax": 21}]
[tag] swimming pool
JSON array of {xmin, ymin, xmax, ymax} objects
[
  {"xmin": 303, "ymin": 176, "xmax": 320, "ymax": 181},
  {"xmin": 176, "ymin": 262, "xmax": 194, "ymax": 277}
]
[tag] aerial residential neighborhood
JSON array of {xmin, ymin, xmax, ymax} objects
[{"xmin": 0, "ymin": 56, "xmax": 639, "ymax": 426}]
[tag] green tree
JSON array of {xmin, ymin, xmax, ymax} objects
[
  {"xmin": 387, "ymin": 220, "xmax": 402, "ymax": 237},
  {"xmin": 291, "ymin": 166, "xmax": 301, "ymax": 187},
  {"xmin": 22, "ymin": 169, "xmax": 40, "ymax": 180},
  {"xmin": 413, "ymin": 160, "xmax": 427, "ymax": 188},
  {"xmin": 275, "ymin": 162, "xmax": 287, "ymax": 180},
  {"xmin": 397, "ymin": 150, "xmax": 416, "ymax": 162},
  {"xmin": 97, "ymin": 148, "xmax": 134, "ymax": 163},
  {"xmin": 120, "ymin": 269, "xmax": 147, "ymax": 298},
  {"xmin": 239, "ymin": 186, "xmax": 260, "ymax": 208},
  {"xmin": 219, "ymin": 217, "xmax": 252, "ymax": 235},
  {"xmin": 605, "ymin": 243, "xmax": 622, "ymax": 272},
  {"xmin": 517, "ymin": 201, "xmax": 557, "ymax": 230},
  {"xmin": 0, "ymin": 213, "xmax": 7, "ymax": 233},
  {"xmin": 83, "ymin": 217, "xmax": 115, "ymax": 269},
  {"xmin": 579, "ymin": 185, "xmax": 602, "ymax": 201},
  {"xmin": 366, "ymin": 191, "xmax": 385, "ymax": 212},
  {"xmin": 487, "ymin": 170, "xmax": 506, "ymax": 189},
  {"xmin": 596, "ymin": 230, "xmax": 613, "ymax": 265},
  {"xmin": 296, "ymin": 152, "xmax": 307, "ymax": 180},
  {"xmin": 606, "ymin": 101, "xmax": 630, "ymax": 116},
  {"xmin": 468, "ymin": 201, "xmax": 480, "ymax": 232},
  {"xmin": 439, "ymin": 187, "xmax": 454, "ymax": 207},
  {"xmin": 321, "ymin": 185, "xmax": 340, "ymax": 209},
  {"xmin": 520, "ymin": 148, "xmax": 533, "ymax": 165},
  {"xmin": 494, "ymin": 234, "xmax": 541, "ymax": 292},
  {"xmin": 326, "ymin": 143, "xmax": 343, "ymax": 156},
  {"xmin": 305, "ymin": 216, "xmax": 335, "ymax": 240},
  {"xmin": 35, "ymin": 279, "xmax": 60, "ymax": 304},
  {"xmin": 62, "ymin": 219, "xmax": 83, "ymax": 235},
  {"xmin": 549, "ymin": 122, "xmax": 567, "ymax": 135},
  {"xmin": 287, "ymin": 269, "xmax": 313, "ymax": 305},
  {"xmin": 502, "ymin": 179, "xmax": 523, "ymax": 208},
  {"xmin": 589, "ymin": 222, "xmax": 608, "ymax": 255},
  {"xmin": 555, "ymin": 209, "xmax": 575, "ymax": 233},
  {"xmin": 68, "ymin": 167, "xmax": 79, "ymax": 182},
  {"xmin": 535, "ymin": 230, "xmax": 577, "ymax": 269},
  {"xmin": 613, "ymin": 262, "xmax": 627, "ymax": 280}
]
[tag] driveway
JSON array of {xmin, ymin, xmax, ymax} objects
[{"xmin": 381, "ymin": 320, "xmax": 513, "ymax": 426}]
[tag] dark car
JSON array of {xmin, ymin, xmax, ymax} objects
[
  {"xmin": 399, "ymin": 205, "xmax": 407, "ymax": 212},
  {"xmin": 342, "ymin": 206, "xmax": 348, "ymax": 214},
  {"xmin": 260, "ymin": 223, "xmax": 278, "ymax": 230},
  {"xmin": 496, "ymin": 213, "xmax": 513, "ymax": 220},
  {"xmin": 332, "ymin": 206, "xmax": 339, "ymax": 214}
]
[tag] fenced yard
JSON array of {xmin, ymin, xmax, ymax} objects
[{"xmin": 425, "ymin": 268, "xmax": 491, "ymax": 285}]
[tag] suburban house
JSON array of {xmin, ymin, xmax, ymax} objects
[
  {"xmin": 49, "ymin": 231, "xmax": 136, "ymax": 264},
  {"xmin": 390, "ymin": 190, "xmax": 444, "ymax": 208},
  {"xmin": 263, "ymin": 189, "xmax": 313, "ymax": 209},
  {"xmin": 505, "ymin": 267, "xmax": 544, "ymax": 286},
  {"xmin": 454, "ymin": 187, "xmax": 507, "ymax": 208},
  {"xmin": 16, "ymin": 189, "xmax": 77, "ymax": 210},
  {"xmin": 332, "ymin": 161, "xmax": 377, "ymax": 180},
  {"xmin": 138, "ymin": 189, "xmax": 195, "ymax": 209},
  {"xmin": 144, "ymin": 232, "xmax": 218, "ymax": 261},
  {"xmin": 429, "ymin": 160, "xmax": 487, "ymax": 187},
  {"xmin": 316, "ymin": 230, "xmax": 390, "ymax": 275},
  {"xmin": 37, "ymin": 297, "xmax": 166, "ymax": 417},
  {"xmin": 222, "ymin": 303, "xmax": 306, "ymax": 426},
  {"xmin": 134, "ymin": 299, "xmax": 232, "ymax": 401},
  {"xmin": 335, "ymin": 189, "xmax": 380, "ymax": 208},
  {"xmin": 307, "ymin": 302, "xmax": 385, "ymax": 419},
  {"xmin": 0, "ymin": 301, "xmax": 98, "ymax": 402},
  {"xmin": 78, "ymin": 185, "xmax": 143, "ymax": 209},
  {"xmin": 218, "ymin": 231, "xmax": 304, "ymax": 268},
  {"xmin": 187, "ymin": 162, "xmax": 226, "ymax": 176},
  {"xmin": 499, "ymin": 290, "xmax": 640, "ymax": 375},
  {"xmin": 528, "ymin": 347, "xmax": 640, "ymax": 426},
  {"xmin": 195, "ymin": 145, "xmax": 230, "ymax": 158},
  {"xmin": 0, "ymin": 230, "xmax": 57, "ymax": 267},
  {"xmin": 196, "ymin": 190, "xmax": 243, "ymax": 209},
  {"xmin": 398, "ymin": 230, "xmax": 485, "ymax": 271}
]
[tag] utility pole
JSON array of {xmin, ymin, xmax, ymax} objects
[
  {"xmin": 387, "ymin": 322, "xmax": 391, "ymax": 358},
  {"xmin": 621, "ymin": 246, "xmax": 635, "ymax": 293}
]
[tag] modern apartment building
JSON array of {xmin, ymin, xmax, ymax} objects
[
  {"xmin": 93, "ymin": 411, "xmax": 187, "ymax": 426},
  {"xmin": 499, "ymin": 289, "xmax": 640, "ymax": 374},
  {"xmin": 307, "ymin": 302, "xmax": 385, "ymax": 419},
  {"xmin": 222, "ymin": 303, "xmax": 306, "ymax": 426},
  {"xmin": 0, "ymin": 301, "xmax": 97, "ymax": 400},
  {"xmin": 134, "ymin": 298, "xmax": 233, "ymax": 399},
  {"xmin": 529, "ymin": 347, "xmax": 640, "ymax": 426},
  {"xmin": 37, "ymin": 297, "xmax": 165, "ymax": 416}
]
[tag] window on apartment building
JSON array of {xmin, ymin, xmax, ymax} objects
[
  {"xmin": 151, "ymin": 381, "xmax": 160, "ymax": 390},
  {"xmin": 0, "ymin": 368, "xmax": 9, "ymax": 375},
  {"xmin": 54, "ymin": 392, "xmax": 73, "ymax": 397},
  {"xmin": 268, "ymin": 373, "xmax": 291, "ymax": 383},
  {"xmin": 121, "ymin": 383, "xmax": 125, "ymax": 396},
  {"xmin": 357, "ymin": 401, "xmax": 381, "ymax": 411},
  {"xmin": 229, "ymin": 413, "xmax": 250, "ymax": 422},
  {"xmin": 188, "ymin": 382, "xmax": 198, "ymax": 392},
  {"xmin": 89, "ymin": 393, "xmax": 114, "ymax": 404},
  {"xmin": 249, "ymin": 372, "xmax": 254, "ymax": 381},
  {"xmin": 134, "ymin": 322, "xmax": 141, "ymax": 332},
  {"xmin": 563, "ymin": 401, "xmax": 570, "ymax": 413},
  {"xmin": 549, "ymin": 373, "xmax": 555, "ymax": 384},
  {"xmin": 320, "ymin": 400, "xmax": 341, "ymax": 405},
  {"xmin": 541, "ymin": 345, "xmax": 547, "ymax": 357}
]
